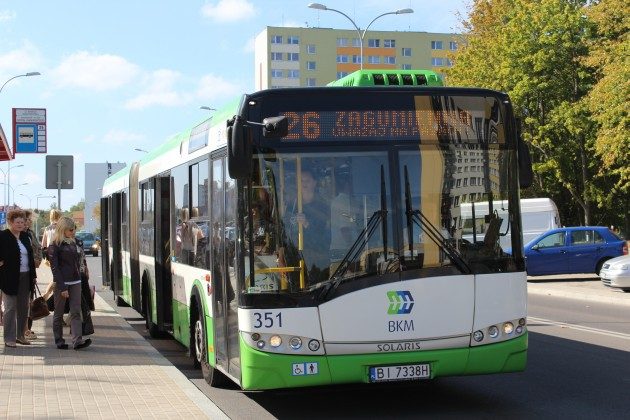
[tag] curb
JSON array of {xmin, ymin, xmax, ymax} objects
[
  {"xmin": 527, "ymin": 285, "xmax": 630, "ymax": 307},
  {"xmin": 94, "ymin": 292, "xmax": 230, "ymax": 420}
]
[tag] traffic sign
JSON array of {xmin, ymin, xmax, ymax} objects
[
  {"xmin": 0, "ymin": 211, "xmax": 6, "ymax": 226},
  {"xmin": 13, "ymin": 108, "xmax": 47, "ymax": 154}
]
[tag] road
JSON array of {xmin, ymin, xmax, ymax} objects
[{"xmin": 87, "ymin": 257, "xmax": 630, "ymax": 419}]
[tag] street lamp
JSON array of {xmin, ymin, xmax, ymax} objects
[
  {"xmin": 307, "ymin": 3, "xmax": 413, "ymax": 70},
  {"xmin": 134, "ymin": 148, "xmax": 149, "ymax": 153},
  {"xmin": 35, "ymin": 194, "xmax": 56, "ymax": 235},
  {"xmin": 0, "ymin": 163, "xmax": 24, "ymax": 207},
  {"xmin": 19, "ymin": 193, "xmax": 32, "ymax": 209},
  {"xmin": 199, "ymin": 106, "xmax": 216, "ymax": 111},
  {"xmin": 0, "ymin": 72, "xmax": 41, "ymax": 94},
  {"xmin": 0, "ymin": 181, "xmax": 28, "ymax": 207}
]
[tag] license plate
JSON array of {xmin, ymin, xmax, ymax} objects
[{"xmin": 369, "ymin": 364, "xmax": 431, "ymax": 382}]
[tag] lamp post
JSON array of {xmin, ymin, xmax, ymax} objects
[
  {"xmin": 0, "ymin": 72, "xmax": 41, "ymax": 94},
  {"xmin": 19, "ymin": 193, "xmax": 32, "ymax": 209},
  {"xmin": 35, "ymin": 194, "xmax": 56, "ymax": 235},
  {"xmin": 307, "ymin": 3, "xmax": 413, "ymax": 70},
  {"xmin": 0, "ymin": 181, "xmax": 28, "ymax": 207},
  {"xmin": 134, "ymin": 148, "xmax": 149, "ymax": 153},
  {"xmin": 199, "ymin": 106, "xmax": 216, "ymax": 111},
  {"xmin": 0, "ymin": 163, "xmax": 24, "ymax": 207}
]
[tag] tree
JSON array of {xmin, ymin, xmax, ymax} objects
[
  {"xmin": 583, "ymin": 0, "xmax": 630, "ymax": 234},
  {"xmin": 448, "ymin": 0, "xmax": 603, "ymax": 226},
  {"xmin": 70, "ymin": 200, "xmax": 85, "ymax": 212}
]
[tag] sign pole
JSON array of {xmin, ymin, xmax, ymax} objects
[{"xmin": 57, "ymin": 160, "xmax": 62, "ymax": 210}]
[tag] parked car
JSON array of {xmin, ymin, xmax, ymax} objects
[
  {"xmin": 523, "ymin": 226, "xmax": 627, "ymax": 276},
  {"xmin": 75, "ymin": 231, "xmax": 100, "ymax": 257},
  {"xmin": 600, "ymin": 255, "xmax": 630, "ymax": 292}
]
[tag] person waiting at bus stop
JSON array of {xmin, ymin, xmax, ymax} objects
[
  {"xmin": 0, "ymin": 209, "xmax": 38, "ymax": 347},
  {"xmin": 48, "ymin": 216, "xmax": 91, "ymax": 350},
  {"xmin": 281, "ymin": 165, "xmax": 330, "ymax": 286}
]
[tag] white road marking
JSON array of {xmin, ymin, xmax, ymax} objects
[{"xmin": 528, "ymin": 316, "xmax": 630, "ymax": 341}]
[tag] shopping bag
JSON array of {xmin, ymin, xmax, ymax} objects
[{"xmin": 30, "ymin": 285, "xmax": 50, "ymax": 321}]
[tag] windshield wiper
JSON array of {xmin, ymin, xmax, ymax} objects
[
  {"xmin": 319, "ymin": 165, "xmax": 389, "ymax": 299},
  {"xmin": 403, "ymin": 167, "xmax": 471, "ymax": 274}
]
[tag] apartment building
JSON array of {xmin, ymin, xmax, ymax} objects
[{"xmin": 254, "ymin": 26, "xmax": 459, "ymax": 90}]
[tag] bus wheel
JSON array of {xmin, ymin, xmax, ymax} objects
[
  {"xmin": 191, "ymin": 294, "xmax": 226, "ymax": 387},
  {"xmin": 143, "ymin": 282, "xmax": 160, "ymax": 338}
]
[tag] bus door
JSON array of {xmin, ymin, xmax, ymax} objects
[
  {"xmin": 109, "ymin": 193, "xmax": 124, "ymax": 300},
  {"xmin": 155, "ymin": 176, "xmax": 173, "ymax": 329},
  {"xmin": 211, "ymin": 156, "xmax": 241, "ymax": 378},
  {"xmin": 100, "ymin": 197, "xmax": 110, "ymax": 287}
]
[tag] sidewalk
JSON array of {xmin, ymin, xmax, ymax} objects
[
  {"xmin": 0, "ymin": 267, "xmax": 229, "ymax": 419},
  {"xmin": 527, "ymin": 274, "xmax": 630, "ymax": 307}
]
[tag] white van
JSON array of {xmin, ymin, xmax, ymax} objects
[{"xmin": 459, "ymin": 198, "xmax": 560, "ymax": 248}]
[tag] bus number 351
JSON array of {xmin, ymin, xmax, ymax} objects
[{"xmin": 253, "ymin": 312, "xmax": 283, "ymax": 329}]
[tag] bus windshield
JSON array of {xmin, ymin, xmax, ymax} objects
[{"xmin": 243, "ymin": 92, "xmax": 524, "ymax": 296}]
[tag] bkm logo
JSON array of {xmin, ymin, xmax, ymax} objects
[{"xmin": 387, "ymin": 290, "xmax": 414, "ymax": 315}]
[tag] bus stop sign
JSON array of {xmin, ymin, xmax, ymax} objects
[{"xmin": 45, "ymin": 155, "xmax": 74, "ymax": 189}]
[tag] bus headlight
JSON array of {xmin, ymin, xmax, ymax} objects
[
  {"xmin": 473, "ymin": 330, "xmax": 484, "ymax": 342},
  {"xmin": 256, "ymin": 340, "xmax": 265, "ymax": 349},
  {"xmin": 251, "ymin": 333, "xmax": 260, "ymax": 341},
  {"xmin": 269, "ymin": 335, "xmax": 282, "ymax": 348},
  {"xmin": 289, "ymin": 337, "xmax": 302, "ymax": 350},
  {"xmin": 488, "ymin": 326, "xmax": 499, "ymax": 338},
  {"xmin": 519, "ymin": 318, "xmax": 526, "ymax": 326},
  {"xmin": 503, "ymin": 322, "xmax": 514, "ymax": 335},
  {"xmin": 308, "ymin": 339, "xmax": 320, "ymax": 352},
  {"xmin": 515, "ymin": 326, "xmax": 523, "ymax": 334}
]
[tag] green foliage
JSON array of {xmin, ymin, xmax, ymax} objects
[
  {"xmin": 448, "ymin": 0, "xmax": 628, "ymax": 233},
  {"xmin": 69, "ymin": 200, "xmax": 85, "ymax": 212}
]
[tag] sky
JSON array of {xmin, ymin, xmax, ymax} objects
[{"xmin": 0, "ymin": 0, "xmax": 469, "ymax": 211}]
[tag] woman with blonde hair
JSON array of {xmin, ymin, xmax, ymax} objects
[
  {"xmin": 47, "ymin": 216, "xmax": 91, "ymax": 350},
  {"xmin": 41, "ymin": 208, "xmax": 61, "ymax": 250}
]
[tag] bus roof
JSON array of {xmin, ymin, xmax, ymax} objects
[{"xmin": 327, "ymin": 69, "xmax": 443, "ymax": 87}]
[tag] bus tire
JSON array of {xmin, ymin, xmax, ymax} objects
[
  {"xmin": 142, "ymin": 280, "xmax": 160, "ymax": 338},
  {"xmin": 191, "ymin": 292, "xmax": 227, "ymax": 387}
]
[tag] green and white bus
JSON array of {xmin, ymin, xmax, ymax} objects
[{"xmin": 101, "ymin": 69, "xmax": 533, "ymax": 390}]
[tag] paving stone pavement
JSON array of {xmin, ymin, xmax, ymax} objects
[{"xmin": 0, "ymin": 267, "xmax": 229, "ymax": 420}]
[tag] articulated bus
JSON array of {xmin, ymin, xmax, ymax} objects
[{"xmin": 101, "ymin": 69, "xmax": 533, "ymax": 390}]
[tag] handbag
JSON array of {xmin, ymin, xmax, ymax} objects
[
  {"xmin": 31, "ymin": 285, "xmax": 51, "ymax": 321},
  {"xmin": 81, "ymin": 294, "xmax": 94, "ymax": 336}
]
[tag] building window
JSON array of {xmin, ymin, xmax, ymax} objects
[
  {"xmin": 307, "ymin": 44, "xmax": 316, "ymax": 54},
  {"xmin": 271, "ymin": 52, "xmax": 283, "ymax": 61},
  {"xmin": 352, "ymin": 55, "xmax": 362, "ymax": 64},
  {"xmin": 306, "ymin": 78, "xmax": 316, "ymax": 87},
  {"xmin": 287, "ymin": 36, "xmax": 299, "ymax": 44},
  {"xmin": 401, "ymin": 47, "xmax": 412, "ymax": 57},
  {"xmin": 307, "ymin": 61, "xmax": 316, "ymax": 70},
  {"xmin": 401, "ymin": 64, "xmax": 412, "ymax": 70},
  {"xmin": 368, "ymin": 55, "xmax": 380, "ymax": 64},
  {"xmin": 271, "ymin": 69, "xmax": 283, "ymax": 78},
  {"xmin": 431, "ymin": 57, "xmax": 444, "ymax": 66},
  {"xmin": 287, "ymin": 70, "xmax": 300, "ymax": 78},
  {"xmin": 431, "ymin": 40, "xmax": 443, "ymax": 50},
  {"xmin": 456, "ymin": 179, "xmax": 462, "ymax": 187},
  {"xmin": 384, "ymin": 39, "xmax": 395, "ymax": 48},
  {"xmin": 446, "ymin": 58, "xmax": 453, "ymax": 67},
  {"xmin": 463, "ymin": 178, "xmax": 468, "ymax": 187},
  {"xmin": 336, "ymin": 71, "xmax": 348, "ymax": 79},
  {"xmin": 287, "ymin": 52, "xmax": 299, "ymax": 61},
  {"xmin": 449, "ymin": 41, "xmax": 457, "ymax": 51},
  {"xmin": 271, "ymin": 35, "xmax": 283, "ymax": 44},
  {"xmin": 367, "ymin": 39, "xmax": 380, "ymax": 48},
  {"xmin": 336, "ymin": 55, "xmax": 349, "ymax": 63},
  {"xmin": 384, "ymin": 56, "xmax": 396, "ymax": 64},
  {"xmin": 337, "ymin": 37, "xmax": 348, "ymax": 47},
  {"xmin": 352, "ymin": 38, "xmax": 361, "ymax": 47}
]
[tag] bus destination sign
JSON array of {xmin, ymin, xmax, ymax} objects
[{"xmin": 279, "ymin": 109, "xmax": 476, "ymax": 142}]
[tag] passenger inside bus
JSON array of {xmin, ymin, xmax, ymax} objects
[
  {"xmin": 177, "ymin": 207, "xmax": 204, "ymax": 266},
  {"xmin": 281, "ymin": 165, "xmax": 330, "ymax": 286}
]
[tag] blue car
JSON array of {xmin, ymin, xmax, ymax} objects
[{"xmin": 524, "ymin": 226, "xmax": 627, "ymax": 276}]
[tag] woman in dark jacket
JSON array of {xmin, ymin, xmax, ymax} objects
[
  {"xmin": 47, "ymin": 216, "xmax": 91, "ymax": 350},
  {"xmin": 0, "ymin": 209, "xmax": 37, "ymax": 347}
]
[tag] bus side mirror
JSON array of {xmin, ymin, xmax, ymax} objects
[
  {"xmin": 516, "ymin": 119, "xmax": 533, "ymax": 188},
  {"xmin": 262, "ymin": 116, "xmax": 288, "ymax": 138},
  {"xmin": 228, "ymin": 117, "xmax": 253, "ymax": 179}
]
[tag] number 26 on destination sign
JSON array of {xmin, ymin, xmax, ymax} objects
[{"xmin": 253, "ymin": 312, "xmax": 283, "ymax": 329}]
